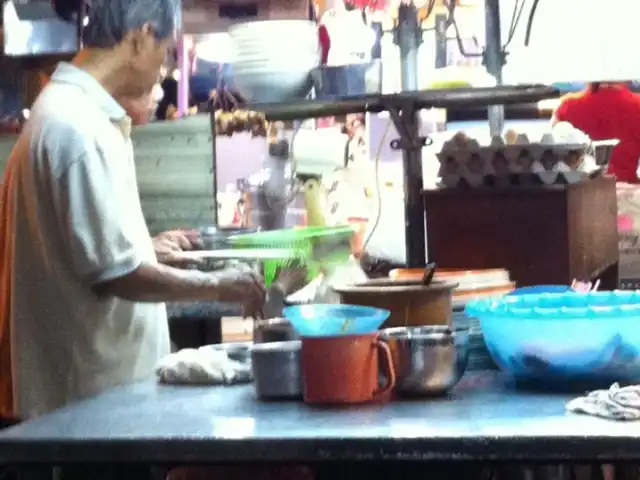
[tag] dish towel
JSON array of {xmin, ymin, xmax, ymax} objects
[
  {"xmin": 156, "ymin": 347, "xmax": 252, "ymax": 385},
  {"xmin": 566, "ymin": 383, "xmax": 640, "ymax": 420}
]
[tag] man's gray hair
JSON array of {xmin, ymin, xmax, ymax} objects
[{"xmin": 83, "ymin": 0, "xmax": 182, "ymax": 48}]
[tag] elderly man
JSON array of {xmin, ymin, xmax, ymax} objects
[{"xmin": 0, "ymin": 0, "xmax": 266, "ymax": 429}]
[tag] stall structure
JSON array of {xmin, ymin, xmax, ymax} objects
[{"xmin": 248, "ymin": 84, "xmax": 559, "ymax": 267}]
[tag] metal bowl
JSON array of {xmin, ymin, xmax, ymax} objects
[
  {"xmin": 379, "ymin": 326, "xmax": 470, "ymax": 397},
  {"xmin": 253, "ymin": 317, "xmax": 298, "ymax": 344},
  {"xmin": 250, "ymin": 340, "xmax": 302, "ymax": 400}
]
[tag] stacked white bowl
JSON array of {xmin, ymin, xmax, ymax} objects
[{"xmin": 229, "ymin": 20, "xmax": 320, "ymax": 103}]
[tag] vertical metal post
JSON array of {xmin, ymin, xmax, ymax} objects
[
  {"xmin": 434, "ymin": 13, "xmax": 448, "ymax": 69},
  {"xmin": 395, "ymin": 2, "xmax": 421, "ymax": 92},
  {"xmin": 484, "ymin": 0, "xmax": 504, "ymax": 136},
  {"xmin": 394, "ymin": 2, "xmax": 426, "ymax": 267},
  {"xmin": 400, "ymin": 104, "xmax": 426, "ymax": 267}
]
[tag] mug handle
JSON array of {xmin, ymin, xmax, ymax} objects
[{"xmin": 373, "ymin": 339, "xmax": 396, "ymax": 399}]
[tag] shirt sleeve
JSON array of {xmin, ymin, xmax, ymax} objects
[
  {"xmin": 54, "ymin": 145, "xmax": 142, "ymax": 285},
  {"xmin": 553, "ymin": 97, "xmax": 571, "ymax": 122}
]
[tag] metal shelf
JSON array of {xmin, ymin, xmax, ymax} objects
[
  {"xmin": 246, "ymin": 83, "xmax": 560, "ymax": 269},
  {"xmin": 248, "ymin": 84, "xmax": 560, "ymax": 121}
]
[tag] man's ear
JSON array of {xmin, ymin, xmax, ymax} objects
[{"xmin": 129, "ymin": 23, "xmax": 154, "ymax": 55}]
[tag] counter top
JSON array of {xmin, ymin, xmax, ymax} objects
[{"xmin": 1, "ymin": 372, "xmax": 639, "ymax": 464}]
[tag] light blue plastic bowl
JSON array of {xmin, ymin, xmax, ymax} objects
[
  {"xmin": 465, "ymin": 291, "xmax": 640, "ymax": 382},
  {"xmin": 283, "ymin": 304, "xmax": 390, "ymax": 337}
]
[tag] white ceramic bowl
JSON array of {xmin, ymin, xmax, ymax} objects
[
  {"xmin": 229, "ymin": 20, "xmax": 317, "ymax": 37},
  {"xmin": 232, "ymin": 56, "xmax": 319, "ymax": 71},
  {"xmin": 231, "ymin": 37, "xmax": 319, "ymax": 48},
  {"xmin": 233, "ymin": 46, "xmax": 319, "ymax": 61},
  {"xmin": 229, "ymin": 20, "xmax": 320, "ymax": 65},
  {"xmin": 233, "ymin": 52, "xmax": 319, "ymax": 64},
  {"xmin": 232, "ymin": 69, "xmax": 313, "ymax": 103},
  {"xmin": 232, "ymin": 64, "xmax": 317, "ymax": 75}
]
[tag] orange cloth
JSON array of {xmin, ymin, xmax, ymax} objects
[
  {"xmin": 554, "ymin": 85, "xmax": 640, "ymax": 184},
  {"xmin": 0, "ymin": 156, "xmax": 16, "ymax": 416}
]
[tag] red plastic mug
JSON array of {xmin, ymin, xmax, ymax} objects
[{"xmin": 301, "ymin": 333, "xmax": 396, "ymax": 405}]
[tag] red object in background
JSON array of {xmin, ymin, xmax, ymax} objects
[
  {"xmin": 318, "ymin": 24, "xmax": 330, "ymax": 65},
  {"xmin": 554, "ymin": 85, "xmax": 640, "ymax": 184}
]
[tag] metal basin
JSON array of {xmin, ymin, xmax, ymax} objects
[
  {"xmin": 250, "ymin": 340, "xmax": 302, "ymax": 400},
  {"xmin": 380, "ymin": 326, "xmax": 470, "ymax": 397}
]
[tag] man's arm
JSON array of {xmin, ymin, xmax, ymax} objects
[
  {"xmin": 94, "ymin": 262, "xmax": 224, "ymax": 303},
  {"xmin": 52, "ymin": 139, "xmax": 264, "ymax": 308}
]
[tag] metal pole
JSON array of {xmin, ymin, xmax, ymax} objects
[
  {"xmin": 484, "ymin": 0, "xmax": 504, "ymax": 136},
  {"xmin": 393, "ymin": 2, "xmax": 426, "ymax": 267},
  {"xmin": 395, "ymin": 2, "xmax": 421, "ymax": 92},
  {"xmin": 399, "ymin": 104, "xmax": 426, "ymax": 268}
]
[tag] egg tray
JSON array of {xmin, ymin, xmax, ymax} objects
[{"xmin": 436, "ymin": 143, "xmax": 595, "ymax": 189}]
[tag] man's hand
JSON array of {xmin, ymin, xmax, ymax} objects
[
  {"xmin": 153, "ymin": 229, "xmax": 204, "ymax": 266},
  {"xmin": 212, "ymin": 266, "xmax": 267, "ymax": 319}
]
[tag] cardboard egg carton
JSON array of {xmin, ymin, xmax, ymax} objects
[{"xmin": 436, "ymin": 132, "xmax": 596, "ymax": 189}]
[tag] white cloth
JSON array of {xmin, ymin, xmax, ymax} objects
[
  {"xmin": 566, "ymin": 383, "xmax": 640, "ymax": 420},
  {"xmin": 2, "ymin": 63, "xmax": 169, "ymax": 418},
  {"xmin": 156, "ymin": 347, "xmax": 252, "ymax": 385}
]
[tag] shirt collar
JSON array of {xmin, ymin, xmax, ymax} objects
[{"xmin": 50, "ymin": 62, "xmax": 127, "ymax": 121}]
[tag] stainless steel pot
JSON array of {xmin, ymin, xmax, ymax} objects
[
  {"xmin": 253, "ymin": 318, "xmax": 299, "ymax": 344},
  {"xmin": 250, "ymin": 340, "xmax": 302, "ymax": 400},
  {"xmin": 380, "ymin": 326, "xmax": 470, "ymax": 397}
]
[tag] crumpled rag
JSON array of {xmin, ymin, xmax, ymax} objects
[
  {"xmin": 566, "ymin": 383, "xmax": 640, "ymax": 420},
  {"xmin": 156, "ymin": 346, "xmax": 252, "ymax": 385}
]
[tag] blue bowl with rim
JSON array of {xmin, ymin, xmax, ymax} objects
[
  {"xmin": 465, "ymin": 291, "xmax": 640, "ymax": 383},
  {"xmin": 283, "ymin": 304, "xmax": 390, "ymax": 337}
]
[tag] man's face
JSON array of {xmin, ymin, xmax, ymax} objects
[
  {"xmin": 121, "ymin": 83, "xmax": 164, "ymax": 125},
  {"xmin": 126, "ymin": 23, "xmax": 175, "ymax": 97}
]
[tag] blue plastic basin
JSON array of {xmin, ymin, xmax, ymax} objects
[{"xmin": 465, "ymin": 291, "xmax": 640, "ymax": 382}]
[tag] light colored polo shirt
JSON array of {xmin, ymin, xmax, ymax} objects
[{"xmin": 1, "ymin": 62, "xmax": 169, "ymax": 418}]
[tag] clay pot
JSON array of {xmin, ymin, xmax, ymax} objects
[{"xmin": 334, "ymin": 279, "xmax": 458, "ymax": 328}]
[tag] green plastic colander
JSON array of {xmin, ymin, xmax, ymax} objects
[{"xmin": 228, "ymin": 225, "xmax": 355, "ymax": 286}]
